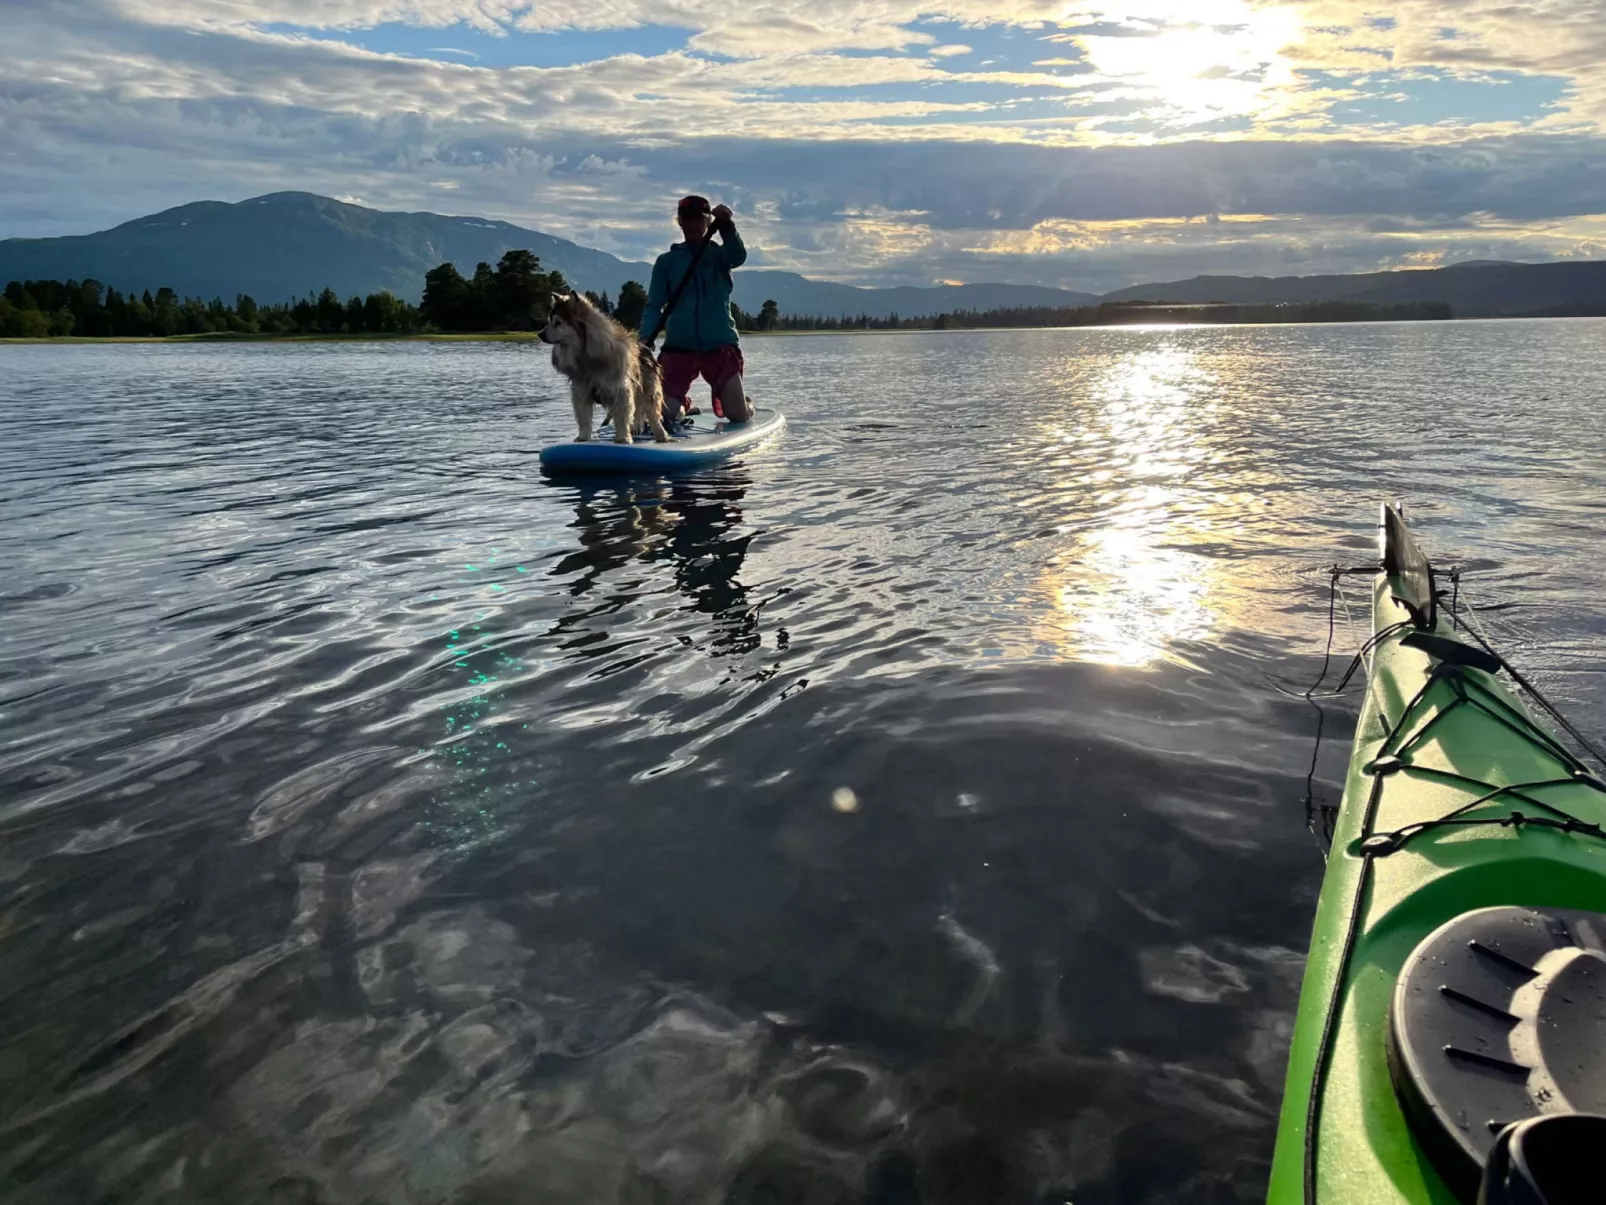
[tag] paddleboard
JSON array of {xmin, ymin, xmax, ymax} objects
[{"xmin": 539, "ymin": 408, "xmax": 786, "ymax": 474}]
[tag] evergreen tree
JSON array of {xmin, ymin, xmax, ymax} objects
[
  {"xmin": 615, "ymin": 280, "xmax": 648, "ymax": 332},
  {"xmin": 151, "ymin": 287, "xmax": 179, "ymax": 336},
  {"xmin": 421, "ymin": 263, "xmax": 470, "ymax": 331},
  {"xmin": 314, "ymin": 287, "xmax": 344, "ymax": 332},
  {"xmin": 494, "ymin": 249, "xmax": 544, "ymax": 329},
  {"xmin": 469, "ymin": 262, "xmax": 497, "ymax": 329}
]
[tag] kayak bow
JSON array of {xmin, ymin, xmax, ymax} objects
[{"xmin": 1269, "ymin": 504, "xmax": 1606, "ymax": 1205}]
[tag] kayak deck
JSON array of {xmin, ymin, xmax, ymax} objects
[
  {"xmin": 539, "ymin": 408, "xmax": 786, "ymax": 474},
  {"xmin": 1269, "ymin": 511, "xmax": 1606, "ymax": 1203}
]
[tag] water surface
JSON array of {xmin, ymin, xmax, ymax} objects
[{"xmin": 3, "ymin": 321, "xmax": 1605, "ymax": 1203}]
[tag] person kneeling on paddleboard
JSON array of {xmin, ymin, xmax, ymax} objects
[{"xmin": 639, "ymin": 195, "xmax": 754, "ymax": 425}]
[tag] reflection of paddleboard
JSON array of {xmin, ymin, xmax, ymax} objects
[{"xmin": 539, "ymin": 408, "xmax": 786, "ymax": 474}]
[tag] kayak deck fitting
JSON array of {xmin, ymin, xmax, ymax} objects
[{"xmin": 1268, "ymin": 504, "xmax": 1606, "ymax": 1205}]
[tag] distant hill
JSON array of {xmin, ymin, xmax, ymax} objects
[
  {"xmin": 1099, "ymin": 260, "xmax": 1606, "ymax": 316},
  {"xmin": 733, "ymin": 271, "xmax": 1098, "ymax": 319},
  {"xmin": 0, "ymin": 193, "xmax": 655, "ymax": 306},
  {"xmin": 0, "ymin": 193, "xmax": 1096, "ymax": 318},
  {"xmin": 5, "ymin": 193, "xmax": 1603, "ymax": 320}
]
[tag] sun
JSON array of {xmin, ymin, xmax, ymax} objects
[{"xmin": 1063, "ymin": 0, "xmax": 1305, "ymax": 128}]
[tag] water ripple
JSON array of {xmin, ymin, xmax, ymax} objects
[{"xmin": 2, "ymin": 324, "xmax": 1605, "ymax": 1202}]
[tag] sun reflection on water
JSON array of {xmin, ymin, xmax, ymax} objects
[{"xmin": 1043, "ymin": 345, "xmax": 1233, "ymax": 667}]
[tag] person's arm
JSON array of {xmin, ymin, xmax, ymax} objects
[
  {"xmin": 713, "ymin": 204, "xmax": 746, "ymax": 269},
  {"xmin": 639, "ymin": 257, "xmax": 668, "ymax": 344}
]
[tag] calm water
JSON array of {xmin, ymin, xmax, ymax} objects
[{"xmin": 3, "ymin": 321, "xmax": 1606, "ymax": 1204}]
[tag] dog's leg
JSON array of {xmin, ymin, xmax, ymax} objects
[
  {"xmin": 571, "ymin": 382, "xmax": 593, "ymax": 442},
  {"xmin": 642, "ymin": 389, "xmax": 670, "ymax": 443},
  {"xmin": 608, "ymin": 390, "xmax": 634, "ymax": 444},
  {"xmin": 637, "ymin": 350, "xmax": 671, "ymax": 443}
]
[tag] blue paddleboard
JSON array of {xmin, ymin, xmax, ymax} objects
[{"xmin": 539, "ymin": 408, "xmax": 786, "ymax": 474}]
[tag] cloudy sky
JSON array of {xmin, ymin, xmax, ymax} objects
[{"xmin": 4, "ymin": 0, "xmax": 1605, "ymax": 291}]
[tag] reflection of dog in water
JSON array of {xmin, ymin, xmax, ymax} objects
[
  {"xmin": 559, "ymin": 478, "xmax": 763, "ymax": 656},
  {"xmin": 540, "ymin": 292, "xmax": 669, "ymax": 445}
]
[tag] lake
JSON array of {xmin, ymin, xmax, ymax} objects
[{"xmin": 3, "ymin": 320, "xmax": 1606, "ymax": 1204}]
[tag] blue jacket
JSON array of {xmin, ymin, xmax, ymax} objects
[{"xmin": 639, "ymin": 224, "xmax": 746, "ymax": 350}]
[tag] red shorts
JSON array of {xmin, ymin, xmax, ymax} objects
[{"xmin": 658, "ymin": 344, "xmax": 744, "ymax": 401}]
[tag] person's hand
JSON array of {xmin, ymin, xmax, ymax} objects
[{"xmin": 712, "ymin": 204, "xmax": 733, "ymax": 222}]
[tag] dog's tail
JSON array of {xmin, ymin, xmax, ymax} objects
[{"xmin": 637, "ymin": 342, "xmax": 666, "ymax": 397}]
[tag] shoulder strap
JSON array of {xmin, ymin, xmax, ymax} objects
[{"xmin": 646, "ymin": 231, "xmax": 718, "ymax": 348}]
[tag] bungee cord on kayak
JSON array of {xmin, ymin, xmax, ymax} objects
[
  {"xmin": 1299, "ymin": 553, "xmax": 1606, "ymax": 852},
  {"xmin": 1297, "ymin": 563, "xmax": 1407, "ymax": 844},
  {"xmin": 1298, "ymin": 617, "xmax": 1606, "ymax": 1203}
]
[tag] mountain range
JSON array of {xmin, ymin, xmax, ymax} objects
[
  {"xmin": 1103, "ymin": 260, "xmax": 1606, "ymax": 315},
  {"xmin": 0, "ymin": 193, "xmax": 1100, "ymax": 320},
  {"xmin": 3, "ymin": 192, "xmax": 1604, "ymax": 320}
]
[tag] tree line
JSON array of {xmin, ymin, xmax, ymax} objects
[
  {"xmin": 0, "ymin": 278, "xmax": 422, "ymax": 338},
  {"xmin": 420, "ymin": 250, "xmax": 571, "ymax": 331},
  {"xmin": 1, "ymin": 250, "xmax": 670, "ymax": 339},
  {"xmin": 571, "ymin": 285, "xmax": 782, "ymax": 334},
  {"xmin": 761, "ymin": 299, "xmax": 1456, "ymax": 331},
  {"xmin": 2, "ymin": 252, "xmax": 1456, "ymax": 340},
  {"xmin": 0, "ymin": 248, "xmax": 577, "ymax": 339}
]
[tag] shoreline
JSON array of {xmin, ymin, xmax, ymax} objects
[
  {"xmin": 0, "ymin": 331, "xmax": 548, "ymax": 345},
  {"xmin": 1, "ymin": 313, "xmax": 1600, "ymax": 346}
]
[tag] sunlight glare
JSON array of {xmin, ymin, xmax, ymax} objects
[
  {"xmin": 1065, "ymin": 0, "xmax": 1304, "ymax": 127},
  {"xmin": 1042, "ymin": 345, "xmax": 1224, "ymax": 667}
]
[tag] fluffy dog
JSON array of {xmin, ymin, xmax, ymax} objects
[{"xmin": 540, "ymin": 292, "xmax": 669, "ymax": 444}]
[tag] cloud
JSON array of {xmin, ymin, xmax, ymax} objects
[{"xmin": 3, "ymin": 0, "xmax": 1605, "ymax": 289}]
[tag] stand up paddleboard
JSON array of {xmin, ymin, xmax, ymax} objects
[{"xmin": 539, "ymin": 409, "xmax": 786, "ymax": 474}]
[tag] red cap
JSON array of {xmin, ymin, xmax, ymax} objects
[{"xmin": 677, "ymin": 194, "xmax": 712, "ymax": 217}]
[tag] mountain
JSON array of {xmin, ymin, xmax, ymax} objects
[
  {"xmin": 0, "ymin": 193, "xmax": 1097, "ymax": 317},
  {"xmin": 0, "ymin": 192, "xmax": 655, "ymax": 305},
  {"xmin": 732, "ymin": 271, "xmax": 1097, "ymax": 319},
  {"xmin": 1098, "ymin": 260, "xmax": 1606, "ymax": 316},
  {"xmin": 6, "ymin": 193, "xmax": 1603, "ymax": 319}
]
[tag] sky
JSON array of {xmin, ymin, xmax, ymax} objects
[{"xmin": 3, "ymin": 0, "xmax": 1606, "ymax": 292}]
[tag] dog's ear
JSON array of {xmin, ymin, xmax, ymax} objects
[{"xmin": 550, "ymin": 291, "xmax": 570, "ymax": 309}]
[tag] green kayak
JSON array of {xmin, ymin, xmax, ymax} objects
[{"xmin": 1268, "ymin": 504, "xmax": 1606, "ymax": 1205}]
